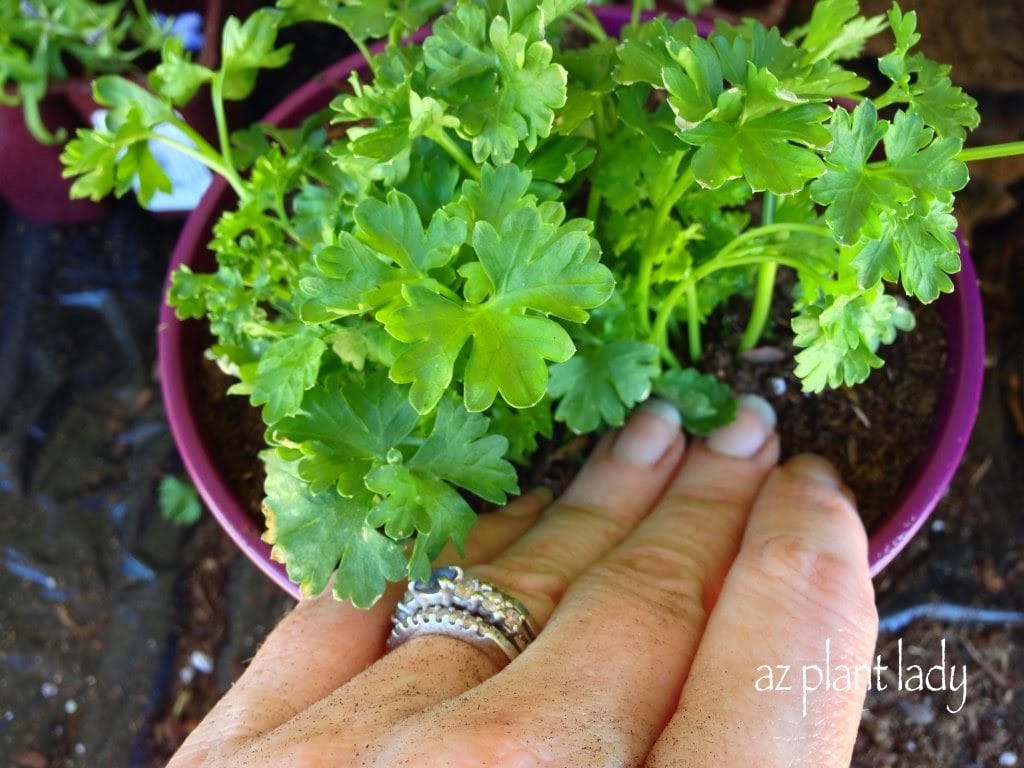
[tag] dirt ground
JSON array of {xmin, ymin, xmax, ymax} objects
[{"xmin": 2, "ymin": 2, "xmax": 1023, "ymax": 766}]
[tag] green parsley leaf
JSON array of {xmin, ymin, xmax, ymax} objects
[
  {"xmin": 810, "ymin": 104, "xmax": 967, "ymax": 300},
  {"xmin": 148, "ymin": 36, "xmax": 213, "ymax": 106},
  {"xmin": 448, "ymin": 162, "xmax": 536, "ymax": 235},
  {"xmin": 366, "ymin": 396, "xmax": 517, "ymax": 579},
  {"xmin": 335, "ymin": 69, "xmax": 458, "ymax": 168},
  {"xmin": 900, "ymin": 54, "xmax": 979, "ymax": 140},
  {"xmin": 652, "ymin": 368, "xmax": 737, "ymax": 436},
  {"xmin": 299, "ymin": 190, "xmax": 466, "ymax": 322},
  {"xmin": 424, "ymin": 4, "xmax": 567, "ymax": 163},
  {"xmin": 807, "ymin": 101, "xmax": 899, "ymax": 245},
  {"xmin": 61, "ymin": 75, "xmax": 174, "ymax": 204},
  {"xmin": 548, "ymin": 340, "xmax": 659, "ymax": 433},
  {"xmin": 220, "ymin": 9, "xmax": 292, "ymax": 100},
  {"xmin": 262, "ymin": 453, "xmax": 406, "ymax": 606},
  {"xmin": 249, "ymin": 331, "xmax": 327, "ymax": 424},
  {"xmin": 273, "ymin": 377, "xmax": 515, "ymax": 586},
  {"xmin": 386, "ymin": 204, "xmax": 614, "ymax": 413},
  {"xmin": 876, "ymin": 5, "xmax": 978, "ymax": 139},
  {"xmin": 787, "ymin": 0, "xmax": 886, "ymax": 64},
  {"xmin": 878, "ymin": 3, "xmax": 920, "ymax": 83},
  {"xmin": 157, "ymin": 476, "xmax": 202, "ymax": 526},
  {"xmin": 279, "ymin": 0, "xmax": 445, "ymax": 41},
  {"xmin": 792, "ymin": 285, "xmax": 915, "ymax": 392},
  {"xmin": 672, "ymin": 68, "xmax": 832, "ymax": 193},
  {"xmin": 877, "ymin": 201, "xmax": 960, "ymax": 303},
  {"xmin": 614, "ymin": 18, "xmax": 701, "ymax": 88},
  {"xmin": 408, "ymin": 395, "xmax": 517, "ymax": 502},
  {"xmin": 272, "ymin": 371, "xmax": 419, "ymax": 495}
]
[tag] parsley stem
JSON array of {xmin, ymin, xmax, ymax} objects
[
  {"xmin": 22, "ymin": 91, "xmax": 63, "ymax": 144},
  {"xmin": 567, "ymin": 10, "xmax": 608, "ymax": 41},
  {"xmin": 738, "ymin": 192, "xmax": 778, "ymax": 352},
  {"xmin": 353, "ymin": 38, "xmax": 379, "ymax": 79},
  {"xmin": 715, "ymin": 222, "xmax": 831, "ymax": 262},
  {"xmin": 272, "ymin": 196, "xmax": 309, "ymax": 250},
  {"xmin": 637, "ymin": 158, "xmax": 694, "ymax": 330},
  {"xmin": 630, "ymin": 0, "xmax": 643, "ymax": 26},
  {"xmin": 870, "ymin": 85, "xmax": 904, "ymax": 110},
  {"xmin": 211, "ymin": 75, "xmax": 235, "ymax": 180},
  {"xmin": 430, "ymin": 129, "xmax": 481, "ymax": 181},
  {"xmin": 685, "ymin": 282, "xmax": 701, "ymax": 361},
  {"xmin": 585, "ymin": 101, "xmax": 607, "ymax": 220},
  {"xmin": 739, "ymin": 260, "xmax": 777, "ymax": 351},
  {"xmin": 145, "ymin": 131, "xmax": 247, "ymax": 199},
  {"xmin": 956, "ymin": 141, "xmax": 1024, "ymax": 163},
  {"xmin": 650, "ymin": 251, "xmax": 810, "ymax": 356}
]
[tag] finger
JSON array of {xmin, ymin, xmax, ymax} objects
[
  {"xmin": 379, "ymin": 396, "xmax": 780, "ymax": 768},
  {"xmin": 472, "ymin": 398, "xmax": 688, "ymax": 627},
  {"xmin": 646, "ymin": 454, "xmax": 877, "ymax": 768},
  {"xmin": 166, "ymin": 489, "xmax": 550, "ymax": 768},
  {"xmin": 224, "ymin": 400, "xmax": 688, "ymax": 766}
]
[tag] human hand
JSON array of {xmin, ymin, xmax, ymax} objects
[{"xmin": 168, "ymin": 395, "xmax": 878, "ymax": 767}]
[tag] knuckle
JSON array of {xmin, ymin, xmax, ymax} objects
[
  {"xmin": 386, "ymin": 718, "xmax": 550, "ymax": 768},
  {"xmin": 587, "ymin": 543, "xmax": 707, "ymax": 627},
  {"xmin": 661, "ymin": 481, "xmax": 751, "ymax": 513},
  {"xmin": 809, "ymin": 487, "xmax": 861, "ymax": 528},
  {"xmin": 543, "ymin": 500, "xmax": 632, "ymax": 539},
  {"xmin": 470, "ymin": 560, "xmax": 560, "ymax": 617},
  {"xmin": 775, "ymin": 472, "xmax": 862, "ymax": 527},
  {"xmin": 746, "ymin": 534, "xmax": 876, "ymax": 629}
]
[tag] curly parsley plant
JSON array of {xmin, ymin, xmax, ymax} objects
[{"xmin": 61, "ymin": 0, "xmax": 1024, "ymax": 606}]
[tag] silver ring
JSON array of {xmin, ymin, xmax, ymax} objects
[{"xmin": 387, "ymin": 566, "xmax": 536, "ymax": 666}]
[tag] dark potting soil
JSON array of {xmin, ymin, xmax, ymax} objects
[
  {"xmin": 695, "ymin": 281, "xmax": 946, "ymax": 531},
  {"xmin": 193, "ymin": 280, "xmax": 945, "ymax": 536},
  {"xmin": 195, "ymin": 353, "xmax": 268, "ymax": 519}
]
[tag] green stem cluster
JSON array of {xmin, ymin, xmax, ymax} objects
[
  {"xmin": 429, "ymin": 128, "xmax": 482, "ymax": 181},
  {"xmin": 738, "ymin": 192, "xmax": 777, "ymax": 353},
  {"xmin": 567, "ymin": 9, "xmax": 609, "ymax": 41},
  {"xmin": 646, "ymin": 212, "xmax": 833, "ymax": 366},
  {"xmin": 636, "ymin": 156, "xmax": 694, "ymax": 328},
  {"xmin": 148, "ymin": 124, "xmax": 246, "ymax": 199}
]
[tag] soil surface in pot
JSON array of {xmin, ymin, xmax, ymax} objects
[
  {"xmin": 194, "ymin": 279, "xmax": 946, "ymax": 535},
  {"xmin": 695, "ymin": 280, "xmax": 946, "ymax": 531}
]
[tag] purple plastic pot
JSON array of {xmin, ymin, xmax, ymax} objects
[{"xmin": 158, "ymin": 6, "xmax": 986, "ymax": 599}]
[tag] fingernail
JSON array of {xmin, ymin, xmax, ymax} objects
[
  {"xmin": 612, "ymin": 398, "xmax": 682, "ymax": 467},
  {"xmin": 707, "ymin": 394, "xmax": 776, "ymax": 459},
  {"xmin": 785, "ymin": 454, "xmax": 841, "ymax": 488}
]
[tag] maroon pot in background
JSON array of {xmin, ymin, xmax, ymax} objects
[
  {"xmin": 0, "ymin": 93, "xmax": 108, "ymax": 224},
  {"xmin": 0, "ymin": 0, "xmax": 227, "ymax": 225},
  {"xmin": 158, "ymin": 5, "xmax": 986, "ymax": 599}
]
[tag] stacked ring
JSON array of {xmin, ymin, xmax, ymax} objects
[{"xmin": 387, "ymin": 566, "xmax": 536, "ymax": 668}]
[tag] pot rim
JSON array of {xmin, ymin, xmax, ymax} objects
[{"xmin": 157, "ymin": 5, "xmax": 985, "ymax": 599}]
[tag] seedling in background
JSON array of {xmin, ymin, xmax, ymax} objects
[{"xmin": 0, "ymin": 0, "xmax": 197, "ymax": 143}]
